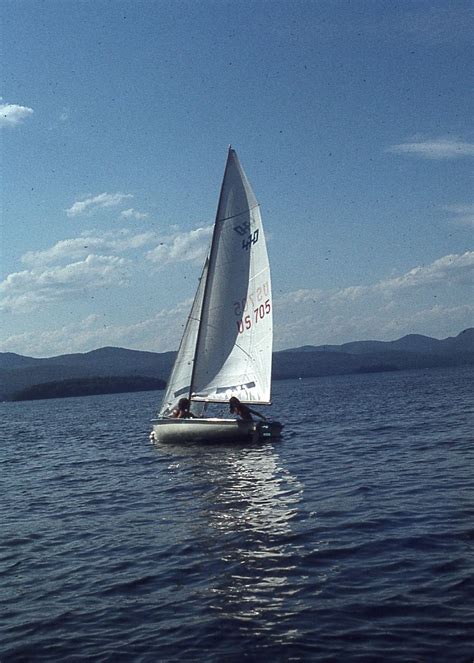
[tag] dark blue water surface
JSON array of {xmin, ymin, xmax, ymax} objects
[{"xmin": 1, "ymin": 367, "xmax": 473, "ymax": 662}]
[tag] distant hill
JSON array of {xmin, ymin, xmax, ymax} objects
[
  {"xmin": 1, "ymin": 329, "xmax": 472, "ymax": 401},
  {"xmin": 287, "ymin": 328, "xmax": 474, "ymax": 356},
  {"xmin": 273, "ymin": 328, "xmax": 473, "ymax": 380},
  {"xmin": 0, "ymin": 347, "xmax": 176, "ymax": 401}
]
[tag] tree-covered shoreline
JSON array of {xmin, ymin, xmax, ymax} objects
[{"xmin": 11, "ymin": 376, "xmax": 166, "ymax": 401}]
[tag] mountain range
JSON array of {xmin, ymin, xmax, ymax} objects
[{"xmin": 1, "ymin": 328, "xmax": 473, "ymax": 401}]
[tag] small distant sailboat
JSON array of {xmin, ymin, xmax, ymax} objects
[{"xmin": 151, "ymin": 147, "xmax": 282, "ymax": 443}]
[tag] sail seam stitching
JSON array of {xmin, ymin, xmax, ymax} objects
[{"xmin": 218, "ymin": 203, "xmax": 260, "ymax": 223}]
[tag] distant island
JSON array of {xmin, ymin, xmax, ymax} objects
[
  {"xmin": 10, "ymin": 376, "xmax": 166, "ymax": 401},
  {"xmin": 1, "ymin": 328, "xmax": 472, "ymax": 402}
]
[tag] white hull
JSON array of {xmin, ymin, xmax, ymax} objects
[{"xmin": 150, "ymin": 418, "xmax": 282, "ymax": 444}]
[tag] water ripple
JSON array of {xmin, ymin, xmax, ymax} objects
[{"xmin": 1, "ymin": 368, "xmax": 473, "ymax": 661}]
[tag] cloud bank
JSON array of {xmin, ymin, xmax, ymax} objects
[
  {"xmin": 1, "ymin": 226, "xmax": 213, "ymax": 313},
  {"xmin": 1, "ymin": 255, "xmax": 129, "ymax": 313},
  {"xmin": 275, "ymin": 251, "xmax": 474, "ymax": 349},
  {"xmin": 20, "ymin": 231, "xmax": 156, "ymax": 267},
  {"xmin": 1, "ymin": 251, "xmax": 472, "ymax": 355}
]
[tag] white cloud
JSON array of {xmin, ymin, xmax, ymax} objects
[
  {"xmin": 120, "ymin": 208, "xmax": 149, "ymax": 220},
  {"xmin": 0, "ymin": 300, "xmax": 193, "ymax": 356},
  {"xmin": 442, "ymin": 204, "xmax": 474, "ymax": 228},
  {"xmin": 113, "ymin": 231, "xmax": 156, "ymax": 251},
  {"xmin": 3, "ymin": 296, "xmax": 471, "ymax": 357},
  {"xmin": 0, "ymin": 314, "xmax": 108, "ymax": 357},
  {"xmin": 387, "ymin": 137, "xmax": 474, "ymax": 160},
  {"xmin": 21, "ymin": 230, "xmax": 157, "ymax": 267},
  {"xmin": 66, "ymin": 192, "xmax": 134, "ymax": 217},
  {"xmin": 0, "ymin": 100, "xmax": 34, "ymax": 127},
  {"xmin": 277, "ymin": 302, "xmax": 473, "ymax": 351},
  {"xmin": 21, "ymin": 236, "xmax": 111, "ymax": 267},
  {"xmin": 274, "ymin": 252, "xmax": 474, "ymax": 349},
  {"xmin": 2, "ymin": 251, "xmax": 472, "ymax": 355},
  {"xmin": 146, "ymin": 226, "xmax": 212, "ymax": 267},
  {"xmin": 89, "ymin": 299, "xmax": 194, "ymax": 353},
  {"xmin": 0, "ymin": 254, "xmax": 129, "ymax": 313},
  {"xmin": 372, "ymin": 251, "xmax": 474, "ymax": 293},
  {"xmin": 320, "ymin": 251, "xmax": 474, "ymax": 301}
]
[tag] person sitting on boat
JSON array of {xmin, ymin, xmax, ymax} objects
[
  {"xmin": 171, "ymin": 398, "xmax": 196, "ymax": 419},
  {"xmin": 229, "ymin": 396, "xmax": 267, "ymax": 422}
]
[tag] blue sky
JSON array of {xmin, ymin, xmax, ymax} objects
[{"xmin": 1, "ymin": 0, "xmax": 473, "ymax": 356}]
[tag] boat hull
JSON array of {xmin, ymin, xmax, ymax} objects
[{"xmin": 150, "ymin": 418, "xmax": 283, "ymax": 444}]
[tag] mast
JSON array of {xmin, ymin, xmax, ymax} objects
[{"xmin": 188, "ymin": 146, "xmax": 233, "ymax": 402}]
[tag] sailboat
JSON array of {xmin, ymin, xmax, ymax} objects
[{"xmin": 150, "ymin": 147, "xmax": 283, "ymax": 444}]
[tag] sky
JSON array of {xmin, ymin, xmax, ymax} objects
[{"xmin": 1, "ymin": 0, "xmax": 473, "ymax": 357}]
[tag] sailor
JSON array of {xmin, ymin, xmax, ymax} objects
[
  {"xmin": 229, "ymin": 396, "xmax": 267, "ymax": 421},
  {"xmin": 171, "ymin": 398, "xmax": 196, "ymax": 419}
]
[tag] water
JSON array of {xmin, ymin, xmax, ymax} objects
[{"xmin": 1, "ymin": 367, "xmax": 473, "ymax": 662}]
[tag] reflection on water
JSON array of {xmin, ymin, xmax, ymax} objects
[
  {"xmin": 208, "ymin": 446, "xmax": 301, "ymax": 535},
  {"xmin": 153, "ymin": 439, "xmax": 307, "ymax": 629}
]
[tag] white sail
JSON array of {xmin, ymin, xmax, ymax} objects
[
  {"xmin": 190, "ymin": 148, "xmax": 273, "ymax": 404},
  {"xmin": 152, "ymin": 148, "xmax": 283, "ymax": 442},
  {"xmin": 159, "ymin": 260, "xmax": 208, "ymax": 416}
]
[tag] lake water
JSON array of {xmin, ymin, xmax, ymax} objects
[{"xmin": 1, "ymin": 367, "xmax": 473, "ymax": 662}]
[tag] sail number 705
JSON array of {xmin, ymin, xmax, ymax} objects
[{"xmin": 236, "ymin": 300, "xmax": 271, "ymax": 334}]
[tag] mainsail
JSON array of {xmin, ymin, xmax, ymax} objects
[{"xmin": 159, "ymin": 148, "xmax": 273, "ymax": 416}]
